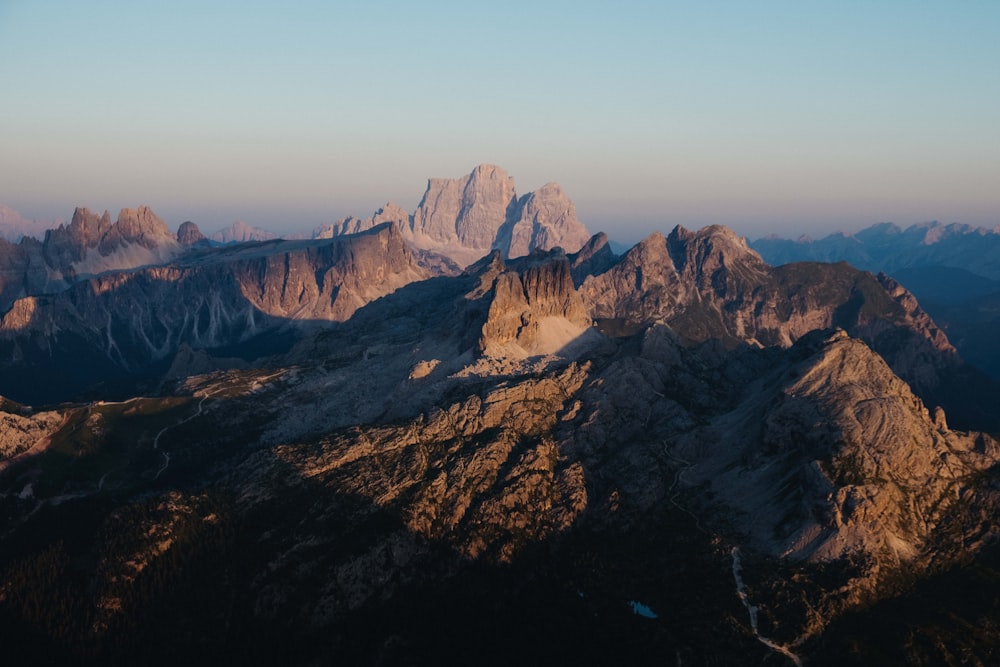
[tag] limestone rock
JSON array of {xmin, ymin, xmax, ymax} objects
[
  {"xmin": 176, "ymin": 221, "xmax": 207, "ymax": 246},
  {"xmin": 413, "ymin": 164, "xmax": 518, "ymax": 249},
  {"xmin": 478, "ymin": 250, "xmax": 593, "ymax": 356},
  {"xmin": 676, "ymin": 330, "xmax": 998, "ymax": 567},
  {"xmin": 0, "ymin": 223, "xmax": 428, "ymax": 392},
  {"xmin": 211, "ymin": 221, "xmax": 277, "ymax": 244},
  {"xmin": 500, "ymin": 182, "xmax": 592, "ymax": 258}
]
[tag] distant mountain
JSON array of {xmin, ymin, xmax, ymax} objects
[
  {"xmin": 0, "ymin": 206, "xmax": 182, "ymax": 311},
  {"xmin": 314, "ymin": 164, "xmax": 592, "ymax": 267},
  {"xmin": 0, "ymin": 223, "xmax": 425, "ymax": 404},
  {"xmin": 210, "ymin": 220, "xmax": 278, "ymax": 243},
  {"xmin": 753, "ymin": 222, "xmax": 1000, "ymax": 383},
  {"xmin": 752, "ymin": 221, "xmax": 1000, "ymax": 280}
]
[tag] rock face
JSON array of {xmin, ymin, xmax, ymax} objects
[
  {"xmin": 498, "ymin": 181, "xmax": 593, "ymax": 258},
  {"xmin": 176, "ymin": 221, "xmax": 206, "ymax": 246},
  {"xmin": 412, "ymin": 164, "xmax": 519, "ymax": 249},
  {"xmin": 0, "ymin": 223, "xmax": 427, "ymax": 403},
  {"xmin": 575, "ymin": 224, "xmax": 986, "ymax": 426},
  {"xmin": 478, "ymin": 249, "xmax": 594, "ymax": 357},
  {"xmin": 0, "ymin": 206, "xmax": 183, "ymax": 312},
  {"xmin": 316, "ymin": 165, "xmax": 592, "ymax": 265},
  {"xmin": 676, "ymin": 330, "xmax": 997, "ymax": 564},
  {"xmin": 44, "ymin": 206, "xmax": 179, "ymax": 271},
  {"xmin": 313, "ymin": 202, "xmax": 409, "ymax": 239},
  {"xmin": 0, "ymin": 399, "xmax": 63, "ymax": 466}
]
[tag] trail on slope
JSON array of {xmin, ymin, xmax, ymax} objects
[
  {"xmin": 152, "ymin": 392, "xmax": 213, "ymax": 479},
  {"xmin": 731, "ymin": 547, "xmax": 803, "ymax": 667}
]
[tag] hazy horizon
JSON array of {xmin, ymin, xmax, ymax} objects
[{"xmin": 2, "ymin": 2, "xmax": 998, "ymax": 243}]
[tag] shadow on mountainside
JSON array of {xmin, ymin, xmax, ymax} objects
[{"xmin": 0, "ymin": 378, "xmax": 764, "ymax": 666}]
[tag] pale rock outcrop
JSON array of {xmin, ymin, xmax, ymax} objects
[
  {"xmin": 500, "ymin": 182, "xmax": 593, "ymax": 259},
  {"xmin": 321, "ymin": 165, "xmax": 592, "ymax": 265},
  {"xmin": 478, "ymin": 250, "xmax": 593, "ymax": 356},
  {"xmin": 211, "ymin": 221, "xmax": 277, "ymax": 244},
  {"xmin": 676, "ymin": 329, "xmax": 998, "ymax": 568},
  {"xmin": 412, "ymin": 164, "xmax": 518, "ymax": 249},
  {"xmin": 40, "ymin": 206, "xmax": 182, "ymax": 280},
  {"xmin": 0, "ymin": 223, "xmax": 427, "ymax": 376},
  {"xmin": 578, "ymin": 224, "xmax": 966, "ymax": 422}
]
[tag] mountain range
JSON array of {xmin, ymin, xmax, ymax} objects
[
  {"xmin": 2, "ymin": 168, "xmax": 999, "ymax": 665},
  {"xmin": 753, "ymin": 222, "xmax": 1000, "ymax": 384}
]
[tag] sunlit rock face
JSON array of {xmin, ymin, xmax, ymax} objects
[
  {"xmin": 0, "ymin": 205, "xmax": 183, "ymax": 312},
  {"xmin": 315, "ymin": 164, "xmax": 592, "ymax": 267},
  {"xmin": 176, "ymin": 221, "xmax": 206, "ymax": 246},
  {"xmin": 412, "ymin": 164, "xmax": 518, "ymax": 249},
  {"xmin": 0, "ymin": 223, "xmax": 428, "ymax": 403}
]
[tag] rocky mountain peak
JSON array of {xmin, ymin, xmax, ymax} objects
[
  {"xmin": 478, "ymin": 251, "xmax": 593, "ymax": 357},
  {"xmin": 412, "ymin": 163, "xmax": 517, "ymax": 249},
  {"xmin": 500, "ymin": 180, "xmax": 592, "ymax": 259},
  {"xmin": 101, "ymin": 206, "xmax": 175, "ymax": 253},
  {"xmin": 401, "ymin": 165, "xmax": 592, "ymax": 262},
  {"xmin": 176, "ymin": 221, "xmax": 206, "ymax": 246},
  {"xmin": 569, "ymin": 232, "xmax": 617, "ymax": 285},
  {"xmin": 42, "ymin": 205, "xmax": 180, "ymax": 272}
]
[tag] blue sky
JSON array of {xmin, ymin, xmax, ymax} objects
[{"xmin": 1, "ymin": 1, "xmax": 998, "ymax": 242}]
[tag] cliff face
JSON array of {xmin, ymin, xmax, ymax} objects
[
  {"xmin": 413, "ymin": 164, "xmax": 519, "ymax": 249},
  {"xmin": 176, "ymin": 221, "xmax": 206, "ymax": 246},
  {"xmin": 0, "ymin": 224, "xmax": 427, "ymax": 395},
  {"xmin": 477, "ymin": 250, "xmax": 593, "ymax": 357},
  {"xmin": 575, "ymin": 225, "xmax": 969, "ymax": 420},
  {"xmin": 675, "ymin": 330, "xmax": 997, "ymax": 565},
  {"xmin": 0, "ymin": 206, "xmax": 183, "ymax": 312},
  {"xmin": 316, "ymin": 165, "xmax": 592, "ymax": 265}
]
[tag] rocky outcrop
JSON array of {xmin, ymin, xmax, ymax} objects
[
  {"xmin": 413, "ymin": 164, "xmax": 518, "ymax": 249},
  {"xmin": 0, "ymin": 206, "xmax": 186, "ymax": 312},
  {"xmin": 318, "ymin": 165, "xmax": 592, "ymax": 265},
  {"xmin": 568, "ymin": 232, "xmax": 617, "ymax": 285},
  {"xmin": 42, "ymin": 206, "xmax": 179, "ymax": 274},
  {"xmin": 498, "ymin": 182, "xmax": 593, "ymax": 259},
  {"xmin": 675, "ymin": 330, "xmax": 998, "ymax": 565},
  {"xmin": 0, "ymin": 400, "xmax": 63, "ymax": 465},
  {"xmin": 478, "ymin": 250, "xmax": 593, "ymax": 356},
  {"xmin": 176, "ymin": 221, "xmax": 207, "ymax": 246},
  {"xmin": 576, "ymin": 224, "xmax": 975, "ymax": 425}
]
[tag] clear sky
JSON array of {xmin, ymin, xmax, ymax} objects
[{"xmin": 1, "ymin": 1, "xmax": 998, "ymax": 243}]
